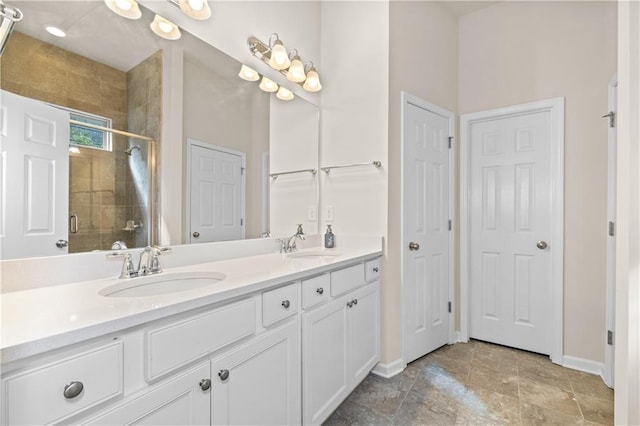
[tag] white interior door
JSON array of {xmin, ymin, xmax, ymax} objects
[
  {"xmin": 466, "ymin": 105, "xmax": 558, "ymax": 355},
  {"xmin": 402, "ymin": 96, "xmax": 452, "ymax": 364},
  {"xmin": 188, "ymin": 141, "xmax": 244, "ymax": 244},
  {"xmin": 0, "ymin": 90, "xmax": 69, "ymax": 259},
  {"xmin": 604, "ymin": 77, "xmax": 617, "ymax": 388}
]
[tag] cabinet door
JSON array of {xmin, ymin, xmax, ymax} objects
[
  {"xmin": 302, "ymin": 296, "xmax": 349, "ymax": 425},
  {"xmin": 84, "ymin": 363, "xmax": 210, "ymax": 425},
  {"xmin": 347, "ymin": 282, "xmax": 380, "ymax": 385},
  {"xmin": 211, "ymin": 319, "xmax": 300, "ymax": 425}
]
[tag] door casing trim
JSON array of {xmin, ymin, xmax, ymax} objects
[
  {"xmin": 400, "ymin": 91, "xmax": 456, "ymax": 365},
  {"xmin": 459, "ymin": 97, "xmax": 565, "ymax": 364}
]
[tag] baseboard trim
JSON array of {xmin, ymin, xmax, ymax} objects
[
  {"xmin": 563, "ymin": 355, "xmax": 605, "ymax": 379},
  {"xmin": 371, "ymin": 358, "xmax": 406, "ymax": 379}
]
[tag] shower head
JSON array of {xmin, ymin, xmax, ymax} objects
[{"xmin": 125, "ymin": 145, "xmax": 141, "ymax": 156}]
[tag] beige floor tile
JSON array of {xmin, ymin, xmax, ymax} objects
[
  {"xmin": 393, "ymin": 389, "xmax": 458, "ymax": 426},
  {"xmin": 466, "ymin": 364, "xmax": 519, "ymax": 398},
  {"xmin": 518, "ymin": 365, "xmax": 572, "ymax": 392},
  {"xmin": 518, "ymin": 377, "xmax": 582, "ymax": 418},
  {"xmin": 520, "ymin": 402, "xmax": 584, "ymax": 425},
  {"xmin": 567, "ymin": 370, "xmax": 614, "ymax": 402},
  {"xmin": 575, "ymin": 393, "xmax": 614, "ymax": 426},
  {"xmin": 456, "ymin": 386, "xmax": 521, "ymax": 425}
]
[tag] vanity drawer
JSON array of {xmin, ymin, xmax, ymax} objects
[
  {"xmin": 145, "ymin": 298, "xmax": 256, "ymax": 381},
  {"xmin": 263, "ymin": 283, "xmax": 298, "ymax": 327},
  {"xmin": 301, "ymin": 274, "xmax": 330, "ymax": 309},
  {"xmin": 331, "ymin": 263, "xmax": 365, "ymax": 296},
  {"xmin": 365, "ymin": 259, "xmax": 381, "ymax": 282},
  {"xmin": 2, "ymin": 339, "xmax": 123, "ymax": 425}
]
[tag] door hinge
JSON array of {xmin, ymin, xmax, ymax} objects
[
  {"xmin": 241, "ymin": 167, "xmax": 245, "ymax": 175},
  {"xmin": 448, "ymin": 219, "xmax": 452, "ymax": 231},
  {"xmin": 607, "ymin": 330, "xmax": 614, "ymax": 345},
  {"xmin": 602, "ymin": 111, "xmax": 615, "ymax": 128},
  {"xmin": 240, "ymin": 218, "xmax": 244, "ymax": 226},
  {"xmin": 608, "ymin": 221, "xmax": 615, "ymax": 237},
  {"xmin": 448, "ymin": 302, "xmax": 452, "ymax": 313},
  {"xmin": 448, "ymin": 136, "xmax": 453, "ymax": 149}
]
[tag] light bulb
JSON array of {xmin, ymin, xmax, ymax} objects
[
  {"xmin": 259, "ymin": 76, "xmax": 278, "ymax": 93},
  {"xmin": 179, "ymin": 0, "xmax": 211, "ymax": 20},
  {"xmin": 286, "ymin": 56, "xmax": 306, "ymax": 83},
  {"xmin": 276, "ymin": 87, "xmax": 294, "ymax": 101},
  {"xmin": 45, "ymin": 26, "xmax": 66, "ymax": 37},
  {"xmin": 269, "ymin": 40, "xmax": 290, "ymax": 70},
  {"xmin": 104, "ymin": 0, "xmax": 141, "ymax": 19},
  {"xmin": 303, "ymin": 67, "xmax": 322, "ymax": 92},
  {"xmin": 238, "ymin": 65, "xmax": 260, "ymax": 82},
  {"xmin": 150, "ymin": 14, "xmax": 181, "ymax": 40}
]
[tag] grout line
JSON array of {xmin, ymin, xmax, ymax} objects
[{"xmin": 567, "ymin": 372, "xmax": 586, "ymax": 420}]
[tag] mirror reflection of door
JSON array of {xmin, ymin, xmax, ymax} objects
[{"xmin": 188, "ymin": 141, "xmax": 245, "ymax": 244}]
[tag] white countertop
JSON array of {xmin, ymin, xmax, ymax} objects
[{"xmin": 1, "ymin": 244, "xmax": 382, "ymax": 364}]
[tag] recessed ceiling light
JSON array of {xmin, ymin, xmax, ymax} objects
[{"xmin": 45, "ymin": 26, "xmax": 66, "ymax": 38}]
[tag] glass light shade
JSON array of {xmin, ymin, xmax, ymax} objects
[
  {"xmin": 286, "ymin": 56, "xmax": 306, "ymax": 83},
  {"xmin": 259, "ymin": 76, "xmax": 278, "ymax": 93},
  {"xmin": 269, "ymin": 40, "xmax": 290, "ymax": 70},
  {"xmin": 178, "ymin": 0, "xmax": 212, "ymax": 20},
  {"xmin": 238, "ymin": 64, "xmax": 259, "ymax": 82},
  {"xmin": 303, "ymin": 67, "xmax": 322, "ymax": 92},
  {"xmin": 0, "ymin": 2, "xmax": 22, "ymax": 56},
  {"xmin": 276, "ymin": 87, "xmax": 294, "ymax": 101},
  {"xmin": 45, "ymin": 26, "xmax": 66, "ymax": 37},
  {"xmin": 150, "ymin": 14, "xmax": 181, "ymax": 40},
  {"xmin": 104, "ymin": 0, "xmax": 142, "ymax": 19}
]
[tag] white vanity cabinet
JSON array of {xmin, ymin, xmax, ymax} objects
[
  {"xmin": 301, "ymin": 259, "xmax": 380, "ymax": 425},
  {"xmin": 210, "ymin": 319, "xmax": 300, "ymax": 425},
  {"xmin": 84, "ymin": 362, "xmax": 211, "ymax": 425}
]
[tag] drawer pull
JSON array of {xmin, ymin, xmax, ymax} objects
[
  {"xmin": 281, "ymin": 300, "xmax": 291, "ymax": 309},
  {"xmin": 199, "ymin": 378, "xmax": 211, "ymax": 391},
  {"xmin": 353, "ymin": 298, "xmax": 358, "ymax": 305},
  {"xmin": 218, "ymin": 369, "xmax": 230, "ymax": 381},
  {"xmin": 373, "ymin": 267, "xmax": 379, "ymax": 273},
  {"xmin": 347, "ymin": 301, "xmax": 353, "ymax": 308},
  {"xmin": 63, "ymin": 381, "xmax": 84, "ymax": 399},
  {"xmin": 316, "ymin": 287, "xmax": 324, "ymax": 295}
]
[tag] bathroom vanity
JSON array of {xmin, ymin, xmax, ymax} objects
[{"xmin": 0, "ymin": 239, "xmax": 381, "ymax": 425}]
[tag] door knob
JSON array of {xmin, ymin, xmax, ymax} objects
[
  {"xmin": 409, "ymin": 242, "xmax": 420, "ymax": 251},
  {"xmin": 192, "ymin": 231, "xmax": 200, "ymax": 238},
  {"xmin": 536, "ymin": 240, "xmax": 548, "ymax": 250},
  {"xmin": 56, "ymin": 239, "xmax": 68, "ymax": 248}
]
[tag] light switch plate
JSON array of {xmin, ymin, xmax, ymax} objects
[
  {"xmin": 325, "ymin": 205, "xmax": 334, "ymax": 222},
  {"xmin": 308, "ymin": 206, "xmax": 317, "ymax": 221}
]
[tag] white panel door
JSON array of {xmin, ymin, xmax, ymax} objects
[
  {"xmin": 469, "ymin": 111, "xmax": 553, "ymax": 354},
  {"xmin": 403, "ymin": 101, "xmax": 451, "ymax": 364},
  {"xmin": 0, "ymin": 90, "xmax": 69, "ymax": 259},
  {"xmin": 189, "ymin": 142, "xmax": 244, "ymax": 243}
]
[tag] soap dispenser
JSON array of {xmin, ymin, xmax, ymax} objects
[{"xmin": 324, "ymin": 225, "xmax": 335, "ymax": 248}]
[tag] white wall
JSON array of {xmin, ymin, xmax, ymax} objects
[
  {"xmin": 458, "ymin": 1, "xmax": 617, "ymax": 364},
  {"xmin": 614, "ymin": 1, "xmax": 640, "ymax": 423},
  {"xmin": 386, "ymin": 1, "xmax": 459, "ymax": 364}
]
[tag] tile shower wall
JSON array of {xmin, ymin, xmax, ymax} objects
[{"xmin": 0, "ymin": 32, "xmax": 159, "ymax": 252}]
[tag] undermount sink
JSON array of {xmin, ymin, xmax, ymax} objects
[
  {"xmin": 287, "ymin": 250, "xmax": 342, "ymax": 259},
  {"xmin": 99, "ymin": 271, "xmax": 226, "ymax": 298}
]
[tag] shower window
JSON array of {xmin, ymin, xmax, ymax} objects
[{"xmin": 67, "ymin": 109, "xmax": 113, "ymax": 151}]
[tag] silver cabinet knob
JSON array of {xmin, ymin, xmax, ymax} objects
[
  {"xmin": 536, "ymin": 240, "xmax": 548, "ymax": 250},
  {"xmin": 192, "ymin": 231, "xmax": 200, "ymax": 238},
  {"xmin": 63, "ymin": 381, "xmax": 84, "ymax": 399},
  {"xmin": 373, "ymin": 267, "xmax": 379, "ymax": 273},
  {"xmin": 218, "ymin": 369, "xmax": 230, "ymax": 381},
  {"xmin": 281, "ymin": 300, "xmax": 291, "ymax": 309},
  {"xmin": 347, "ymin": 301, "xmax": 353, "ymax": 308},
  {"xmin": 316, "ymin": 287, "xmax": 324, "ymax": 295},
  {"xmin": 56, "ymin": 239, "xmax": 69, "ymax": 248},
  {"xmin": 353, "ymin": 299, "xmax": 358, "ymax": 305},
  {"xmin": 409, "ymin": 242, "xmax": 420, "ymax": 251},
  {"xmin": 199, "ymin": 378, "xmax": 211, "ymax": 391}
]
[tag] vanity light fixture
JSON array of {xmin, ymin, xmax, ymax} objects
[
  {"xmin": 303, "ymin": 63, "xmax": 322, "ymax": 93},
  {"xmin": 276, "ymin": 87, "xmax": 294, "ymax": 101},
  {"xmin": 268, "ymin": 34, "xmax": 290, "ymax": 71},
  {"xmin": 259, "ymin": 76, "xmax": 279, "ymax": 93},
  {"xmin": 0, "ymin": 0, "xmax": 22, "ymax": 57},
  {"xmin": 238, "ymin": 64, "xmax": 260, "ymax": 82},
  {"xmin": 45, "ymin": 25, "xmax": 66, "ymax": 38},
  {"xmin": 286, "ymin": 50, "xmax": 306, "ymax": 83},
  {"xmin": 150, "ymin": 14, "xmax": 181, "ymax": 40},
  {"xmin": 247, "ymin": 35, "xmax": 322, "ymax": 92},
  {"xmin": 177, "ymin": 0, "xmax": 211, "ymax": 20},
  {"xmin": 104, "ymin": 0, "xmax": 142, "ymax": 20}
]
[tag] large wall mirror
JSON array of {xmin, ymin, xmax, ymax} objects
[{"xmin": 0, "ymin": 1, "xmax": 319, "ymax": 260}]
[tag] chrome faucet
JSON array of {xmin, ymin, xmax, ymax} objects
[
  {"xmin": 107, "ymin": 246, "xmax": 171, "ymax": 278},
  {"xmin": 282, "ymin": 224, "xmax": 305, "ymax": 253}
]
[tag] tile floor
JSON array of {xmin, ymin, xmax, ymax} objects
[{"xmin": 324, "ymin": 340, "xmax": 614, "ymax": 425}]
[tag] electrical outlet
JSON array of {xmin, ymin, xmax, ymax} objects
[
  {"xmin": 307, "ymin": 206, "xmax": 317, "ymax": 221},
  {"xmin": 325, "ymin": 205, "xmax": 334, "ymax": 222}
]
